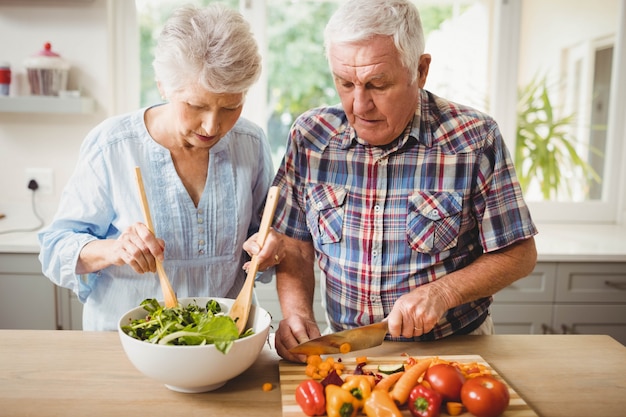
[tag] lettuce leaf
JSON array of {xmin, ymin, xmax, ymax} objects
[{"xmin": 121, "ymin": 298, "xmax": 252, "ymax": 354}]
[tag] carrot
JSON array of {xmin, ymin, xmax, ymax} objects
[
  {"xmin": 339, "ymin": 342, "xmax": 352, "ymax": 354},
  {"xmin": 373, "ymin": 370, "xmax": 404, "ymax": 392},
  {"xmin": 446, "ymin": 401, "xmax": 464, "ymax": 416},
  {"xmin": 389, "ymin": 358, "xmax": 433, "ymax": 405}
]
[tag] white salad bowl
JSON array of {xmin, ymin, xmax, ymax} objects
[{"xmin": 118, "ymin": 297, "xmax": 272, "ymax": 393}]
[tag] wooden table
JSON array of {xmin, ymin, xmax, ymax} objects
[{"xmin": 1, "ymin": 331, "xmax": 625, "ymax": 416}]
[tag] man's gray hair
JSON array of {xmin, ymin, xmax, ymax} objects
[
  {"xmin": 153, "ymin": 4, "xmax": 261, "ymax": 96},
  {"xmin": 324, "ymin": 0, "xmax": 425, "ymax": 82}
]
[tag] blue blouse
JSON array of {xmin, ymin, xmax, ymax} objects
[{"xmin": 38, "ymin": 106, "xmax": 274, "ymax": 330}]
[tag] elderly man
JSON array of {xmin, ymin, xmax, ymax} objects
[{"xmin": 247, "ymin": 0, "xmax": 537, "ymax": 362}]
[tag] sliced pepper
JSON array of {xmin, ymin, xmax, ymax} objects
[
  {"xmin": 341, "ymin": 375, "xmax": 373, "ymax": 410},
  {"xmin": 295, "ymin": 379, "xmax": 326, "ymax": 416},
  {"xmin": 325, "ymin": 383, "xmax": 359, "ymax": 417},
  {"xmin": 363, "ymin": 389, "xmax": 403, "ymax": 417},
  {"xmin": 408, "ymin": 384, "xmax": 442, "ymax": 417}
]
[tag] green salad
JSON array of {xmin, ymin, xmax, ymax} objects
[{"xmin": 121, "ymin": 298, "xmax": 253, "ymax": 354}]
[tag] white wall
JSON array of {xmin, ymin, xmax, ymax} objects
[
  {"xmin": 518, "ymin": 0, "xmax": 620, "ymax": 85},
  {"xmin": 0, "ymin": 0, "xmax": 115, "ymax": 222}
]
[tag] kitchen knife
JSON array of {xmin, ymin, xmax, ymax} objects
[{"xmin": 289, "ymin": 321, "xmax": 389, "ymax": 355}]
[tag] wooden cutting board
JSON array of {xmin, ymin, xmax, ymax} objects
[{"xmin": 279, "ymin": 355, "xmax": 538, "ymax": 417}]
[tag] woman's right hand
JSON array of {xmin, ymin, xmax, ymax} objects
[{"xmin": 113, "ymin": 222, "xmax": 165, "ymax": 273}]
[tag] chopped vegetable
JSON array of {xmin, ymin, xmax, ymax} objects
[
  {"xmin": 339, "ymin": 342, "xmax": 352, "ymax": 353},
  {"xmin": 306, "ymin": 355, "xmax": 345, "ymax": 379},
  {"xmin": 356, "ymin": 356, "xmax": 368, "ymax": 364},
  {"xmin": 262, "ymin": 382, "xmax": 273, "ymax": 391},
  {"xmin": 121, "ymin": 298, "xmax": 253, "ymax": 354},
  {"xmin": 408, "ymin": 384, "xmax": 442, "ymax": 417},
  {"xmin": 378, "ymin": 363, "xmax": 405, "ymax": 375},
  {"xmin": 321, "ymin": 369, "xmax": 345, "ymax": 388},
  {"xmin": 446, "ymin": 402, "xmax": 464, "ymax": 416}
]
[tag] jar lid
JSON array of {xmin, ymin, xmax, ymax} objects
[{"xmin": 23, "ymin": 43, "xmax": 70, "ymax": 70}]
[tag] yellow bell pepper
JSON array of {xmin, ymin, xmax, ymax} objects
[
  {"xmin": 325, "ymin": 384, "xmax": 358, "ymax": 417},
  {"xmin": 363, "ymin": 389, "xmax": 403, "ymax": 417},
  {"xmin": 341, "ymin": 375, "xmax": 373, "ymax": 410}
]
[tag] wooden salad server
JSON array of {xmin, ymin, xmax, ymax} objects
[
  {"xmin": 134, "ymin": 166, "xmax": 178, "ymax": 308},
  {"xmin": 229, "ymin": 186, "xmax": 280, "ymax": 334}
]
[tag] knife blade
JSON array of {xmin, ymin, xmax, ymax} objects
[{"xmin": 289, "ymin": 321, "xmax": 389, "ymax": 355}]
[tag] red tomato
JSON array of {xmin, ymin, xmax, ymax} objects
[
  {"xmin": 461, "ymin": 376, "xmax": 510, "ymax": 417},
  {"xmin": 423, "ymin": 363, "xmax": 466, "ymax": 402}
]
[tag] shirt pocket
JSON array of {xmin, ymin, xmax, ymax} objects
[
  {"xmin": 306, "ymin": 184, "xmax": 347, "ymax": 245},
  {"xmin": 407, "ymin": 191, "xmax": 463, "ymax": 254}
]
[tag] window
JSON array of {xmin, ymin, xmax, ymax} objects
[
  {"xmin": 132, "ymin": 0, "xmax": 626, "ymax": 224},
  {"xmin": 509, "ymin": 0, "xmax": 625, "ymax": 223}
]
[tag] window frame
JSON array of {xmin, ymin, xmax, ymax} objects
[
  {"xmin": 121, "ymin": 0, "xmax": 626, "ymax": 226},
  {"xmin": 492, "ymin": 0, "xmax": 626, "ymax": 224}
]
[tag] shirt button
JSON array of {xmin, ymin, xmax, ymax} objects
[
  {"xmin": 198, "ymin": 218, "xmax": 203, "ymax": 224},
  {"xmin": 317, "ymin": 202, "xmax": 323, "ymax": 209},
  {"xmin": 374, "ymin": 204, "xmax": 381, "ymax": 212},
  {"xmin": 372, "ymin": 250, "xmax": 378, "ymax": 256},
  {"xmin": 198, "ymin": 240, "xmax": 205, "ymax": 245},
  {"xmin": 198, "ymin": 227, "xmax": 204, "ymax": 233},
  {"xmin": 198, "ymin": 249, "xmax": 205, "ymax": 254},
  {"xmin": 432, "ymin": 209, "xmax": 439, "ymax": 216},
  {"xmin": 197, "ymin": 209, "xmax": 203, "ymax": 215}
]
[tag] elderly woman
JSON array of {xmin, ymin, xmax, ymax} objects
[{"xmin": 39, "ymin": 4, "xmax": 278, "ymax": 331}]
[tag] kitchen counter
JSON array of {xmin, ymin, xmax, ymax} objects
[
  {"xmin": 534, "ymin": 223, "xmax": 626, "ymax": 262},
  {"xmin": 0, "ymin": 331, "xmax": 624, "ymax": 416}
]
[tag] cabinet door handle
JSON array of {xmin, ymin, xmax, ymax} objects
[
  {"xmin": 604, "ymin": 280, "xmax": 626, "ymax": 290},
  {"xmin": 561, "ymin": 324, "xmax": 576, "ymax": 334}
]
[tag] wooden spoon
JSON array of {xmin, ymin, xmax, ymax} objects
[
  {"xmin": 229, "ymin": 186, "xmax": 280, "ymax": 334},
  {"xmin": 134, "ymin": 166, "xmax": 178, "ymax": 308}
]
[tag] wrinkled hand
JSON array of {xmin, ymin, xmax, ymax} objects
[
  {"xmin": 112, "ymin": 222, "xmax": 165, "ymax": 274},
  {"xmin": 242, "ymin": 229, "xmax": 285, "ymax": 272},
  {"xmin": 386, "ymin": 283, "xmax": 450, "ymax": 338},
  {"xmin": 274, "ymin": 315, "xmax": 322, "ymax": 363}
]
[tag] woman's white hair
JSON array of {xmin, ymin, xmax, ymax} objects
[
  {"xmin": 153, "ymin": 4, "xmax": 261, "ymax": 96},
  {"xmin": 324, "ymin": 0, "xmax": 425, "ymax": 82}
]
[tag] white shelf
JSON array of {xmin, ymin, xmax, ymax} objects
[{"xmin": 0, "ymin": 95, "xmax": 95, "ymax": 114}]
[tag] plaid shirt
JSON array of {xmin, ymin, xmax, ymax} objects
[{"xmin": 272, "ymin": 89, "xmax": 537, "ymax": 340}]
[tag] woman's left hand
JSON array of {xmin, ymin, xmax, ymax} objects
[{"xmin": 242, "ymin": 229, "xmax": 285, "ymax": 271}]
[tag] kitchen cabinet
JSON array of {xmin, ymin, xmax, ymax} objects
[
  {"xmin": 0, "ymin": 253, "xmax": 82, "ymax": 330},
  {"xmin": 257, "ymin": 261, "xmax": 626, "ymax": 344},
  {"xmin": 492, "ymin": 261, "xmax": 626, "ymax": 345},
  {"xmin": 0, "ymin": 96, "xmax": 95, "ymax": 114}
]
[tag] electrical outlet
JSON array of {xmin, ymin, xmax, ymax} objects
[{"xmin": 25, "ymin": 168, "xmax": 54, "ymax": 195}]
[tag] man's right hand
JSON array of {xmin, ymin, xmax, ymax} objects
[{"xmin": 274, "ymin": 315, "xmax": 322, "ymax": 363}]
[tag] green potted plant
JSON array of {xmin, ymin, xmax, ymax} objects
[{"xmin": 514, "ymin": 75, "xmax": 601, "ymax": 200}]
